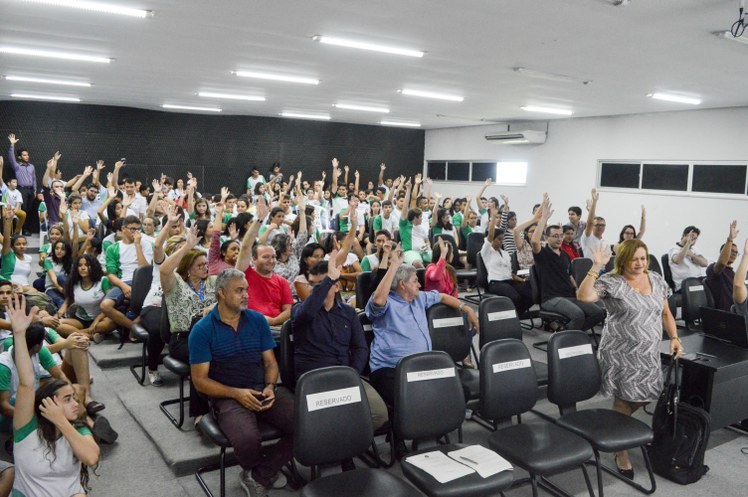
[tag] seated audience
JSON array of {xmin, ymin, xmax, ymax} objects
[
  {"xmin": 580, "ymin": 188, "xmax": 609, "ymax": 259},
  {"xmin": 612, "ymin": 205, "xmax": 646, "ymax": 254},
  {"xmin": 190, "ymin": 269, "xmax": 293, "ymax": 495},
  {"xmin": 705, "ymin": 221, "xmax": 739, "ymax": 311},
  {"xmin": 1, "ymin": 207, "xmax": 33, "ymax": 288},
  {"xmin": 59, "ymin": 255, "xmax": 118, "ymax": 339},
  {"xmin": 668, "ymin": 225, "xmax": 708, "ymax": 291},
  {"xmin": 560, "ymin": 224, "xmax": 581, "ymax": 261}
]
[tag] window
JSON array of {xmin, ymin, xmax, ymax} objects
[
  {"xmin": 598, "ymin": 160, "xmax": 748, "ymax": 197},
  {"xmin": 426, "ymin": 160, "xmax": 528, "ymax": 185}
]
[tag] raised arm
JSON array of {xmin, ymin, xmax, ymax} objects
[
  {"xmin": 235, "ymin": 197, "xmax": 267, "ymax": 272},
  {"xmin": 7, "ymin": 134, "xmax": 20, "ymax": 174},
  {"xmin": 42, "ymin": 156, "xmax": 55, "ymax": 189},
  {"xmin": 577, "ymin": 245, "xmax": 611, "ymax": 302},
  {"xmin": 160, "ymin": 226, "xmax": 199, "ymax": 295},
  {"xmin": 410, "ymin": 174, "xmax": 422, "ymax": 209},
  {"xmin": 583, "ymin": 188, "xmax": 598, "ymax": 237},
  {"xmin": 531, "ymin": 196, "xmax": 552, "ymax": 254},
  {"xmin": 714, "ymin": 221, "xmax": 738, "ymax": 275},
  {"xmin": 637, "ymin": 205, "xmax": 646, "ymax": 240},
  {"xmin": 475, "ymin": 178, "xmax": 491, "ymax": 211},
  {"xmin": 92, "ymin": 160, "xmax": 105, "ymax": 187},
  {"xmin": 733, "ymin": 238, "xmax": 748, "ymax": 305},
  {"xmin": 371, "ymin": 245, "xmax": 404, "ymax": 307},
  {"xmin": 111, "ymin": 160, "xmax": 124, "ymax": 191},
  {"xmin": 487, "ymin": 206, "xmax": 499, "ymax": 243},
  {"xmin": 70, "ymin": 165, "xmax": 93, "ymax": 193},
  {"xmin": 1, "ymin": 206, "xmax": 13, "ymax": 256},
  {"xmin": 378, "ymin": 163, "xmax": 386, "ymax": 187},
  {"xmin": 331, "ymin": 158, "xmax": 340, "ymax": 189},
  {"xmin": 343, "ymin": 165, "xmax": 349, "ymax": 187},
  {"xmin": 8, "ymin": 296, "xmax": 39, "ymax": 431},
  {"xmin": 514, "ymin": 200, "xmax": 543, "ymax": 251},
  {"xmin": 431, "ymin": 192, "xmax": 442, "ymax": 228},
  {"xmin": 400, "ymin": 180, "xmax": 412, "ymax": 220}
]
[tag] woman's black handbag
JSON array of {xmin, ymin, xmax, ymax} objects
[{"xmin": 646, "ymin": 359, "xmax": 710, "ymax": 484}]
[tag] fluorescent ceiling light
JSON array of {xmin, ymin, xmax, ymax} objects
[
  {"xmin": 399, "ymin": 89, "xmax": 463, "ymax": 102},
  {"xmin": 234, "ymin": 70, "xmax": 319, "ymax": 85},
  {"xmin": 513, "ymin": 67, "xmax": 591, "ymax": 85},
  {"xmin": 334, "ymin": 103, "xmax": 389, "ymax": 113},
  {"xmin": 715, "ymin": 31, "xmax": 748, "ymax": 45},
  {"xmin": 20, "ymin": 0, "xmax": 152, "ymax": 18},
  {"xmin": 521, "ymin": 105, "xmax": 573, "ymax": 116},
  {"xmin": 162, "ymin": 104, "xmax": 221, "ymax": 112},
  {"xmin": 0, "ymin": 46, "xmax": 111, "ymax": 63},
  {"xmin": 197, "ymin": 91, "xmax": 265, "ymax": 102},
  {"xmin": 4, "ymin": 75, "xmax": 91, "ymax": 87},
  {"xmin": 11, "ymin": 93, "xmax": 80, "ymax": 102},
  {"xmin": 281, "ymin": 111, "xmax": 331, "ymax": 121},
  {"xmin": 380, "ymin": 120, "xmax": 420, "ymax": 128},
  {"xmin": 312, "ymin": 35, "xmax": 424, "ymax": 58},
  {"xmin": 646, "ymin": 92, "xmax": 701, "ymax": 105}
]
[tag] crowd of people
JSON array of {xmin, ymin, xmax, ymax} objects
[{"xmin": 0, "ymin": 132, "xmax": 742, "ymax": 496}]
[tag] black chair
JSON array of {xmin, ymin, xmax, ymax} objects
[
  {"xmin": 482, "ymin": 339, "xmax": 595, "ymax": 497},
  {"xmin": 660, "ymin": 254, "xmax": 681, "ymax": 316},
  {"xmin": 158, "ymin": 297, "xmax": 190, "ymax": 429},
  {"xmin": 546, "ymin": 331, "xmax": 656, "ymax": 497},
  {"xmin": 681, "ymin": 277, "xmax": 709, "ymax": 330},
  {"xmin": 195, "ymin": 412, "xmax": 287, "ymax": 497},
  {"xmin": 605, "ymin": 255, "xmax": 615, "ymax": 273},
  {"xmin": 294, "ymin": 366, "xmax": 420, "ymax": 497},
  {"xmin": 510, "ymin": 252, "xmax": 540, "ymax": 327},
  {"xmin": 394, "ymin": 230, "xmax": 401, "ymax": 244},
  {"xmin": 427, "ymin": 304, "xmax": 479, "ymax": 406},
  {"xmin": 459, "ymin": 233, "xmax": 485, "ymax": 304},
  {"xmin": 279, "ymin": 320, "xmax": 296, "ymax": 391},
  {"xmin": 647, "ymin": 254, "xmax": 662, "ymax": 275},
  {"xmin": 129, "ymin": 265, "xmax": 154, "ymax": 384},
  {"xmin": 570, "ymin": 258, "xmax": 593, "ymax": 287},
  {"xmin": 416, "ymin": 267, "xmax": 425, "ymax": 289},
  {"xmin": 478, "ymin": 296, "xmax": 548, "ymax": 386},
  {"xmin": 395, "ymin": 352, "xmax": 514, "ymax": 497},
  {"xmin": 475, "ymin": 253, "xmax": 488, "ymax": 296},
  {"xmin": 355, "ymin": 271, "xmax": 375, "ymax": 310},
  {"xmin": 528, "ymin": 266, "xmax": 569, "ymax": 352}
]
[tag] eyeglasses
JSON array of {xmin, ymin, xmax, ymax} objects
[
  {"xmin": 546, "ymin": 234, "xmax": 563, "ymax": 239},
  {"xmin": 194, "ymin": 263, "xmax": 208, "ymax": 269},
  {"xmin": 594, "ymin": 224, "xmax": 606, "ymax": 228},
  {"xmin": 125, "ymin": 226, "xmax": 141, "ymax": 232}
]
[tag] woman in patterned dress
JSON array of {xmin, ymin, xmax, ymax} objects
[{"xmin": 577, "ymin": 239, "xmax": 683, "ymax": 478}]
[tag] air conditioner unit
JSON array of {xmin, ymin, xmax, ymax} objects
[{"xmin": 484, "ymin": 130, "xmax": 546, "ymax": 145}]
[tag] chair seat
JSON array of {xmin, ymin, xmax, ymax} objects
[
  {"xmin": 130, "ymin": 324, "xmax": 149, "ymax": 342},
  {"xmin": 488, "ymin": 422, "xmax": 593, "ymax": 475},
  {"xmin": 538, "ymin": 310, "xmax": 568, "ymax": 322},
  {"xmin": 162, "ymin": 355, "xmax": 189, "ymax": 376},
  {"xmin": 301, "ymin": 468, "xmax": 420, "ymax": 497},
  {"xmin": 455, "ymin": 269, "xmax": 477, "ymax": 279},
  {"xmin": 458, "ymin": 368, "xmax": 480, "ymax": 401},
  {"xmin": 533, "ymin": 361, "xmax": 549, "ymax": 386},
  {"xmin": 199, "ymin": 414, "xmax": 284, "ymax": 448},
  {"xmin": 401, "ymin": 444, "xmax": 513, "ymax": 497},
  {"xmin": 557, "ymin": 409, "xmax": 653, "ymax": 452}
]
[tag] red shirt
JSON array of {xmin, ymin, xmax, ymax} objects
[
  {"xmin": 424, "ymin": 258, "xmax": 458, "ymax": 298},
  {"xmin": 244, "ymin": 265, "xmax": 294, "ymax": 317},
  {"xmin": 560, "ymin": 242, "xmax": 580, "ymax": 261}
]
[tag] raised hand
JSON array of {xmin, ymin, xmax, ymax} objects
[
  {"xmin": 390, "ymin": 243, "xmax": 405, "ymax": 267},
  {"xmin": 166, "ymin": 204, "xmax": 180, "ymax": 225},
  {"xmin": 185, "ymin": 225, "xmax": 199, "ymax": 248},
  {"xmin": 96, "ymin": 160, "xmax": 105, "ymax": 170},
  {"xmin": 220, "ymin": 186, "xmax": 230, "ymax": 200},
  {"xmin": 152, "ymin": 179, "xmax": 161, "ymax": 193},
  {"xmin": 82, "ymin": 165, "xmax": 93, "ymax": 176},
  {"xmin": 86, "ymin": 228, "xmax": 96, "ymax": 241},
  {"xmin": 414, "ymin": 173, "xmax": 422, "ymax": 184},
  {"xmin": 7, "ymin": 134, "xmax": 18, "ymax": 145},
  {"xmin": 380, "ymin": 163, "xmax": 386, "ymax": 171},
  {"xmin": 354, "ymin": 170, "xmax": 359, "ymax": 179},
  {"xmin": 332, "ymin": 158, "xmax": 339, "ymax": 169},
  {"xmin": 485, "ymin": 178, "xmax": 493, "ymax": 186},
  {"xmin": 590, "ymin": 244, "xmax": 612, "ymax": 268},
  {"xmin": 256, "ymin": 196, "xmax": 269, "ymax": 220},
  {"xmin": 591, "ymin": 188, "xmax": 599, "ymax": 202},
  {"xmin": 433, "ymin": 191, "xmax": 442, "ymax": 200},
  {"xmin": 53, "ymin": 151, "xmax": 62, "ymax": 162},
  {"xmin": 114, "ymin": 160, "xmax": 124, "ymax": 169},
  {"xmin": 343, "ymin": 165, "xmax": 349, "ymax": 173},
  {"xmin": 730, "ymin": 220, "xmax": 739, "ymax": 241},
  {"xmin": 228, "ymin": 223, "xmax": 238, "ymax": 240},
  {"xmin": 7, "ymin": 295, "xmax": 38, "ymax": 335},
  {"xmin": 328, "ymin": 249, "xmax": 341, "ymax": 280}
]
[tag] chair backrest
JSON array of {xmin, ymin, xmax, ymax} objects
[
  {"xmin": 479, "ymin": 296, "xmax": 521, "ymax": 349},
  {"xmin": 648, "ymin": 254, "xmax": 662, "ymax": 275},
  {"xmin": 480, "ymin": 339, "xmax": 537, "ymax": 421},
  {"xmin": 159, "ymin": 295, "xmax": 171, "ymax": 344},
  {"xmin": 432, "ymin": 233, "xmax": 461, "ymax": 268},
  {"xmin": 294, "ymin": 366, "xmax": 373, "ymax": 467},
  {"xmin": 394, "ymin": 351, "xmax": 465, "ymax": 441},
  {"xmin": 605, "ymin": 254, "xmax": 615, "ymax": 273},
  {"xmin": 570, "ymin": 258, "xmax": 593, "ymax": 286},
  {"xmin": 427, "ymin": 304, "xmax": 470, "ymax": 363},
  {"xmin": 279, "ymin": 320, "xmax": 296, "ymax": 390},
  {"xmin": 547, "ymin": 331, "xmax": 601, "ymax": 413},
  {"xmin": 355, "ymin": 271, "xmax": 374, "ymax": 310},
  {"xmin": 394, "ymin": 230, "xmax": 401, "ymax": 244},
  {"xmin": 476, "ymin": 252, "xmax": 488, "ymax": 291},
  {"xmin": 681, "ymin": 277, "xmax": 709, "ymax": 325},
  {"xmin": 529, "ymin": 265, "xmax": 542, "ymax": 304},
  {"xmin": 129, "ymin": 265, "xmax": 153, "ymax": 316},
  {"xmin": 660, "ymin": 254, "xmax": 676, "ymax": 290},
  {"xmin": 466, "ymin": 232, "xmax": 485, "ymax": 266},
  {"xmin": 357, "ymin": 311, "xmax": 374, "ymax": 376},
  {"xmin": 701, "ymin": 277, "xmax": 715, "ymax": 308},
  {"xmin": 416, "ymin": 268, "xmax": 426, "ymax": 289}
]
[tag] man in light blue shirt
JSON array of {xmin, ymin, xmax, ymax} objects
[{"xmin": 365, "ymin": 246, "xmax": 478, "ymax": 406}]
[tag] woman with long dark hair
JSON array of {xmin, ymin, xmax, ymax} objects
[
  {"xmin": 8, "ymin": 295, "xmax": 99, "ymax": 496},
  {"xmin": 60, "ymin": 254, "xmax": 117, "ymax": 340},
  {"xmin": 44, "ymin": 240, "xmax": 73, "ymax": 308}
]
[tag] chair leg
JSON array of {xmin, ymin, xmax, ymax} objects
[
  {"xmin": 159, "ymin": 374, "xmax": 188, "ymax": 429},
  {"xmin": 195, "ymin": 446, "xmax": 227, "ymax": 497},
  {"xmin": 585, "ymin": 446, "xmax": 657, "ymax": 497},
  {"xmin": 129, "ymin": 341, "xmax": 148, "ymax": 385}
]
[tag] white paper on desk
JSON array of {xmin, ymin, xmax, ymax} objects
[
  {"xmin": 447, "ymin": 445, "xmax": 513, "ymax": 478},
  {"xmin": 404, "ymin": 450, "xmax": 475, "ymax": 483}
]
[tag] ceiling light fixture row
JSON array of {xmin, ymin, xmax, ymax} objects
[{"xmin": 20, "ymin": 0, "xmax": 152, "ymax": 18}]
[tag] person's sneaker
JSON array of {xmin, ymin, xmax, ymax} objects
[
  {"xmin": 269, "ymin": 471, "xmax": 287, "ymax": 489},
  {"xmin": 148, "ymin": 371, "xmax": 164, "ymax": 387},
  {"xmin": 239, "ymin": 470, "xmax": 268, "ymax": 497}
]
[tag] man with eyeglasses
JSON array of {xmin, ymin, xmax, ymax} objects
[
  {"xmin": 531, "ymin": 197, "xmax": 605, "ymax": 331},
  {"xmin": 705, "ymin": 221, "xmax": 739, "ymax": 311},
  {"xmin": 580, "ymin": 188, "xmax": 608, "ymax": 259},
  {"xmin": 101, "ymin": 215, "xmax": 154, "ymax": 333}
]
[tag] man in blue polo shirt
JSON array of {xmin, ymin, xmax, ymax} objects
[{"xmin": 189, "ymin": 268, "xmax": 293, "ymax": 497}]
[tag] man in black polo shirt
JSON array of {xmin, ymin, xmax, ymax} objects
[{"xmin": 531, "ymin": 197, "xmax": 605, "ymax": 330}]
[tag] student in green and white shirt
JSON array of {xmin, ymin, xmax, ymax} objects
[
  {"xmin": 258, "ymin": 207, "xmax": 289, "ymax": 244},
  {"xmin": 0, "ymin": 207, "xmax": 33, "ymax": 287},
  {"xmin": 6, "ymin": 301, "xmax": 99, "ymax": 497},
  {"xmin": 372, "ymin": 200, "xmax": 397, "ymax": 235},
  {"xmin": 38, "ymin": 224, "xmax": 64, "ymax": 267},
  {"xmin": 398, "ymin": 181, "xmax": 431, "ymax": 268},
  {"xmin": 361, "ymin": 230, "xmax": 392, "ymax": 272},
  {"xmin": 60, "ymin": 254, "xmax": 116, "ymax": 339},
  {"xmin": 246, "ymin": 167, "xmax": 266, "ymax": 193}
]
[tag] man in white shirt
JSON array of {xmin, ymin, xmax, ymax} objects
[
  {"xmin": 122, "ymin": 177, "xmax": 147, "ymax": 220},
  {"xmin": 3, "ymin": 179, "xmax": 26, "ymax": 235},
  {"xmin": 668, "ymin": 226, "xmax": 708, "ymax": 292},
  {"xmin": 579, "ymin": 188, "xmax": 607, "ymax": 258}
]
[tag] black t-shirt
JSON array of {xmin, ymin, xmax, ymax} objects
[{"xmin": 533, "ymin": 245, "xmax": 575, "ymax": 301}]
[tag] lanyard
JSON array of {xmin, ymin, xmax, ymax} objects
[{"xmin": 190, "ymin": 279, "xmax": 205, "ymax": 301}]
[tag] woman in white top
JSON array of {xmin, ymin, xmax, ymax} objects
[
  {"xmin": 0, "ymin": 206, "xmax": 33, "ymax": 288},
  {"xmin": 482, "ymin": 208, "xmax": 533, "ymax": 315},
  {"xmin": 61, "ymin": 194, "xmax": 90, "ymax": 240},
  {"xmin": 8, "ymin": 295, "xmax": 99, "ymax": 497},
  {"xmin": 59, "ymin": 254, "xmax": 117, "ymax": 339}
]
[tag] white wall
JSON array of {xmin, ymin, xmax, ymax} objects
[{"xmin": 424, "ymin": 106, "xmax": 748, "ymax": 261}]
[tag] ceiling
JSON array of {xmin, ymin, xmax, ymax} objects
[{"xmin": 1, "ymin": 0, "xmax": 746, "ymax": 129}]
